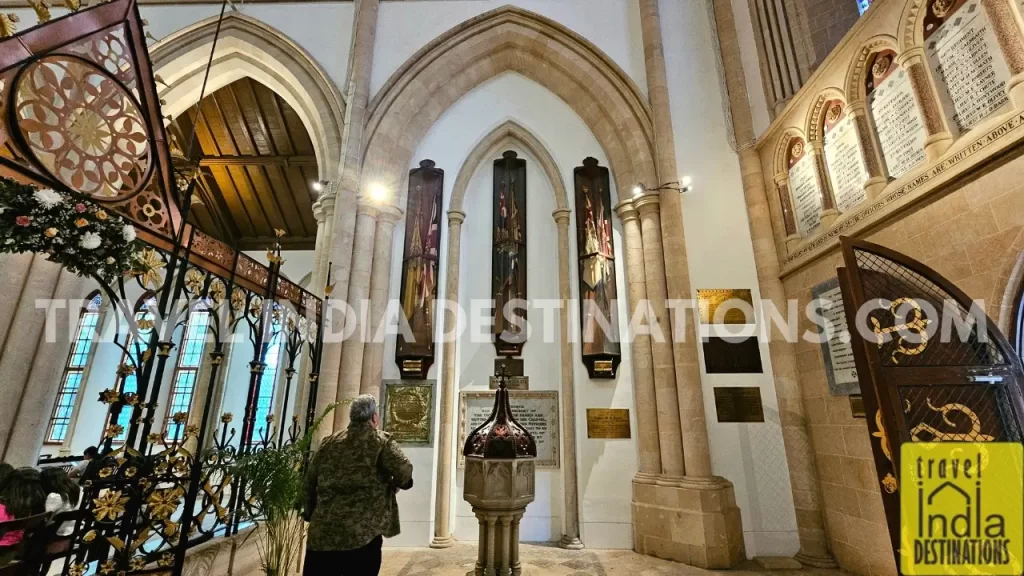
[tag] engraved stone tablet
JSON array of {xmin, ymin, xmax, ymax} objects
[
  {"xmin": 381, "ymin": 380, "xmax": 435, "ymax": 444},
  {"xmin": 869, "ymin": 63, "xmax": 927, "ymax": 178},
  {"xmin": 811, "ymin": 278, "xmax": 860, "ymax": 396},
  {"xmin": 585, "ymin": 408, "xmax": 631, "ymax": 439},
  {"xmin": 713, "ymin": 387, "xmax": 765, "ymax": 423},
  {"xmin": 697, "ymin": 288, "xmax": 754, "ymax": 325},
  {"xmin": 789, "ymin": 154, "xmax": 823, "ymax": 236},
  {"xmin": 926, "ymin": 0, "xmax": 1011, "ymax": 134},
  {"xmin": 458, "ymin": 390, "xmax": 559, "ymax": 468},
  {"xmin": 823, "ymin": 106, "xmax": 868, "ymax": 212}
]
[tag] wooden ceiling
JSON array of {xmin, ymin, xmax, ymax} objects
[{"xmin": 170, "ymin": 77, "xmax": 319, "ymax": 250}]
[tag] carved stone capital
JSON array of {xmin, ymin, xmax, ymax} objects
[
  {"xmin": 551, "ymin": 208, "xmax": 571, "ymax": 225},
  {"xmin": 613, "ymin": 198, "xmax": 638, "ymax": 223},
  {"xmin": 632, "ymin": 192, "xmax": 661, "ymax": 216},
  {"xmin": 447, "ymin": 209, "xmax": 466, "ymax": 226}
]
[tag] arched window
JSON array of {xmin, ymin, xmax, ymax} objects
[
  {"xmin": 253, "ymin": 331, "xmax": 284, "ymax": 436},
  {"xmin": 46, "ymin": 292, "xmax": 103, "ymax": 444},
  {"xmin": 109, "ymin": 293, "xmax": 157, "ymax": 443},
  {"xmin": 164, "ymin": 310, "xmax": 210, "ymax": 440}
]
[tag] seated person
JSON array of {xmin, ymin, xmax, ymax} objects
[
  {"xmin": 0, "ymin": 467, "xmax": 46, "ymax": 566},
  {"xmin": 41, "ymin": 468, "xmax": 81, "ymax": 536}
]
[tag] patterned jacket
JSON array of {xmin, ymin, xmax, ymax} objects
[{"xmin": 303, "ymin": 423, "xmax": 413, "ymax": 551}]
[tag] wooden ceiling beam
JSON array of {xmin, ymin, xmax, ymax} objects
[{"xmin": 197, "ymin": 155, "xmax": 318, "ymax": 167}]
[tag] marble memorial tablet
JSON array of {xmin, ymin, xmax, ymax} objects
[
  {"xmin": 824, "ymin": 112, "xmax": 868, "ymax": 212},
  {"xmin": 789, "ymin": 154, "xmax": 823, "ymax": 236},
  {"xmin": 458, "ymin": 390, "xmax": 559, "ymax": 468},
  {"xmin": 926, "ymin": 0, "xmax": 1011, "ymax": 134},
  {"xmin": 869, "ymin": 67, "xmax": 927, "ymax": 178},
  {"xmin": 811, "ymin": 278, "xmax": 860, "ymax": 395}
]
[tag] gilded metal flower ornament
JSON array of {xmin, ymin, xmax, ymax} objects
[
  {"xmin": 146, "ymin": 487, "xmax": 183, "ymax": 520},
  {"xmin": 158, "ymin": 553, "xmax": 174, "ymax": 567},
  {"xmin": 99, "ymin": 559, "xmax": 116, "ymax": 575},
  {"xmin": 93, "ymin": 490, "xmax": 129, "ymax": 521},
  {"xmin": 209, "ymin": 278, "xmax": 226, "ymax": 304},
  {"xmin": 230, "ymin": 288, "xmax": 246, "ymax": 313},
  {"xmin": 184, "ymin": 268, "xmax": 205, "ymax": 295},
  {"xmin": 116, "ymin": 363, "xmax": 135, "ymax": 377},
  {"xmin": 98, "ymin": 466, "xmax": 114, "ymax": 478},
  {"xmin": 105, "ymin": 424, "xmax": 124, "ymax": 439},
  {"xmin": 125, "ymin": 466, "xmax": 137, "ymax": 478},
  {"xmin": 69, "ymin": 563, "xmax": 87, "ymax": 576},
  {"xmin": 124, "ymin": 393, "xmax": 139, "ymax": 406},
  {"xmin": 132, "ymin": 248, "xmax": 165, "ymax": 290},
  {"xmin": 221, "ymin": 413, "xmax": 233, "ymax": 424},
  {"xmin": 129, "ymin": 557, "xmax": 147, "ymax": 571},
  {"xmin": 100, "ymin": 389, "xmax": 121, "ymax": 404},
  {"xmin": 185, "ymin": 424, "xmax": 200, "ymax": 438},
  {"xmin": 248, "ymin": 296, "xmax": 263, "ymax": 318},
  {"xmin": 82, "ymin": 530, "xmax": 96, "ymax": 543},
  {"xmin": 172, "ymin": 411, "xmax": 188, "ymax": 425},
  {"xmin": 882, "ymin": 473, "xmax": 898, "ymax": 494},
  {"xmin": 147, "ymin": 433, "xmax": 161, "ymax": 445},
  {"xmin": 265, "ymin": 414, "xmax": 275, "ymax": 424}
]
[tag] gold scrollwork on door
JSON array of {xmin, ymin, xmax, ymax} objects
[
  {"xmin": 871, "ymin": 297, "xmax": 931, "ymax": 364},
  {"xmin": 909, "ymin": 398, "xmax": 995, "ymax": 442}
]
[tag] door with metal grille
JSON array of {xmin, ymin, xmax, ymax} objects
[{"xmin": 837, "ymin": 236, "xmax": 1024, "ymax": 564}]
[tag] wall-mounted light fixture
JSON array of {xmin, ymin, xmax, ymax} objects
[
  {"xmin": 312, "ymin": 180, "xmax": 327, "ymax": 193},
  {"xmin": 369, "ymin": 182, "xmax": 388, "ymax": 202},
  {"xmin": 633, "ymin": 176, "xmax": 694, "ymax": 195}
]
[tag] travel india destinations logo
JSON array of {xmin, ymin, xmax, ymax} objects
[{"xmin": 901, "ymin": 442, "xmax": 1024, "ymax": 575}]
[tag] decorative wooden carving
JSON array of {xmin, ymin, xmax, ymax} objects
[
  {"xmin": 573, "ymin": 157, "xmax": 620, "ymax": 378},
  {"xmin": 838, "ymin": 236, "xmax": 1024, "ymax": 566},
  {"xmin": 492, "ymin": 150, "xmax": 527, "ymax": 356},
  {"xmin": 396, "ymin": 159, "xmax": 443, "ymax": 379}
]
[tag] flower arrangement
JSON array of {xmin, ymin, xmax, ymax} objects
[{"xmin": 0, "ymin": 176, "xmax": 139, "ymax": 278}]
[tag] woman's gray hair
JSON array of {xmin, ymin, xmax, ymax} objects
[{"xmin": 349, "ymin": 394, "xmax": 378, "ymax": 424}]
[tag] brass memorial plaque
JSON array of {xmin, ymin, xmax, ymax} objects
[
  {"xmin": 697, "ymin": 289, "xmax": 754, "ymax": 325},
  {"xmin": 586, "ymin": 408, "xmax": 631, "ymax": 439},
  {"xmin": 381, "ymin": 380, "xmax": 435, "ymax": 444},
  {"xmin": 849, "ymin": 394, "xmax": 866, "ymax": 418},
  {"xmin": 713, "ymin": 387, "xmax": 765, "ymax": 423},
  {"xmin": 489, "ymin": 376, "xmax": 529, "ymax": 390}
]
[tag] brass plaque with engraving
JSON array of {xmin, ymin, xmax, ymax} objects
[
  {"xmin": 381, "ymin": 380, "xmax": 435, "ymax": 444},
  {"xmin": 697, "ymin": 288, "xmax": 754, "ymax": 325},
  {"xmin": 489, "ymin": 376, "xmax": 528, "ymax": 390},
  {"xmin": 586, "ymin": 408, "xmax": 631, "ymax": 438},
  {"xmin": 849, "ymin": 395, "xmax": 866, "ymax": 418},
  {"xmin": 713, "ymin": 387, "xmax": 765, "ymax": 423}
]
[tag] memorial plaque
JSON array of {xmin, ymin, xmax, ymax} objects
[
  {"xmin": 381, "ymin": 380, "xmax": 435, "ymax": 444},
  {"xmin": 458, "ymin": 390, "xmax": 559, "ymax": 468},
  {"xmin": 926, "ymin": 0, "xmax": 1011, "ymax": 134},
  {"xmin": 850, "ymin": 394, "xmax": 866, "ymax": 418},
  {"xmin": 488, "ymin": 375, "xmax": 529, "ymax": 390},
  {"xmin": 867, "ymin": 52, "xmax": 927, "ymax": 179},
  {"xmin": 713, "ymin": 387, "xmax": 765, "ymax": 423},
  {"xmin": 822, "ymin": 101, "xmax": 868, "ymax": 212},
  {"xmin": 811, "ymin": 278, "xmax": 860, "ymax": 395},
  {"xmin": 702, "ymin": 336, "xmax": 763, "ymax": 374},
  {"xmin": 789, "ymin": 153, "xmax": 823, "ymax": 236},
  {"xmin": 586, "ymin": 408, "xmax": 631, "ymax": 439},
  {"xmin": 697, "ymin": 289, "xmax": 754, "ymax": 325}
]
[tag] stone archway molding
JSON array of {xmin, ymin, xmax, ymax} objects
[
  {"xmin": 361, "ymin": 4, "xmax": 658, "ymax": 208},
  {"xmin": 150, "ymin": 12, "xmax": 346, "ymax": 183}
]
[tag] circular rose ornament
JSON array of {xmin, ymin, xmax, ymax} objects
[{"xmin": 15, "ymin": 55, "xmax": 150, "ymax": 200}]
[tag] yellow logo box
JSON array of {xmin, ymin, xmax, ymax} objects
[{"xmin": 901, "ymin": 442, "xmax": 1023, "ymax": 575}]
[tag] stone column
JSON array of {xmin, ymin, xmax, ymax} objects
[
  {"xmin": 552, "ymin": 209, "xmax": 583, "ymax": 549},
  {"xmin": 332, "ymin": 202, "xmax": 378, "ymax": 432},
  {"xmin": 359, "ymin": 206, "xmax": 402, "ymax": 400},
  {"xmin": 632, "ymin": 194, "xmax": 684, "ymax": 480},
  {"xmin": 710, "ymin": 0, "xmax": 836, "ymax": 566},
  {"xmin": 773, "ymin": 174, "xmax": 801, "ymax": 252},
  {"xmin": 847, "ymin": 102, "xmax": 887, "ymax": 200},
  {"xmin": 5, "ymin": 268, "xmax": 84, "ymax": 466},
  {"xmin": 808, "ymin": 142, "xmax": 839, "ymax": 228},
  {"xmin": 897, "ymin": 48, "xmax": 954, "ymax": 161},
  {"xmin": 430, "ymin": 209, "xmax": 464, "ymax": 548},
  {"xmin": 614, "ymin": 199, "xmax": 661, "ymax": 480},
  {"xmin": 639, "ymin": 0, "xmax": 715, "ymax": 480},
  {"xmin": 317, "ymin": 0, "xmax": 380, "ymax": 440},
  {"xmin": 0, "ymin": 254, "xmax": 32, "ymax": 354},
  {"xmin": 981, "ymin": 0, "xmax": 1024, "ymax": 107}
]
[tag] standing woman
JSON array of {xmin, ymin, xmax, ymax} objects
[{"xmin": 41, "ymin": 468, "xmax": 81, "ymax": 535}]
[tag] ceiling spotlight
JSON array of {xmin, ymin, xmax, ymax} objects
[
  {"xmin": 632, "ymin": 184, "xmax": 644, "ymax": 197},
  {"xmin": 312, "ymin": 181, "xmax": 323, "ymax": 192},
  {"xmin": 681, "ymin": 176, "xmax": 692, "ymax": 187}
]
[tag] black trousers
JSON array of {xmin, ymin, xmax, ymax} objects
[{"xmin": 303, "ymin": 535, "xmax": 383, "ymax": 576}]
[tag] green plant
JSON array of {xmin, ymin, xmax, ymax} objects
[{"xmin": 232, "ymin": 403, "xmax": 341, "ymax": 576}]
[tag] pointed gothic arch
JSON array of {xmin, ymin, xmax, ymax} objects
[
  {"xmin": 150, "ymin": 13, "xmax": 346, "ymax": 182},
  {"xmin": 361, "ymin": 5, "xmax": 657, "ymax": 206}
]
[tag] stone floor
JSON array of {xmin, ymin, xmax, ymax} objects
[{"xmin": 380, "ymin": 544, "xmax": 846, "ymax": 576}]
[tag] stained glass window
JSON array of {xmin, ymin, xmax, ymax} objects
[
  {"xmin": 46, "ymin": 293, "xmax": 103, "ymax": 443},
  {"xmin": 164, "ymin": 311, "xmax": 210, "ymax": 440},
  {"xmin": 857, "ymin": 0, "xmax": 872, "ymax": 14},
  {"xmin": 252, "ymin": 331, "xmax": 283, "ymax": 441}
]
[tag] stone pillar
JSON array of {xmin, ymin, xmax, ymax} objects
[
  {"xmin": 430, "ymin": 209, "xmax": 464, "ymax": 548},
  {"xmin": 897, "ymin": 48, "xmax": 954, "ymax": 161},
  {"xmin": 359, "ymin": 206, "xmax": 402, "ymax": 400},
  {"xmin": 981, "ymin": 0, "xmax": 1024, "ymax": 107},
  {"xmin": 552, "ymin": 209, "xmax": 583, "ymax": 549},
  {"xmin": 632, "ymin": 194, "xmax": 684, "ymax": 480},
  {"xmin": 847, "ymin": 102, "xmax": 887, "ymax": 200},
  {"xmin": 5, "ymin": 269, "xmax": 84, "ymax": 466},
  {"xmin": 808, "ymin": 142, "xmax": 838, "ymax": 228},
  {"xmin": 317, "ymin": 0, "xmax": 380, "ymax": 440},
  {"xmin": 332, "ymin": 202, "xmax": 378, "ymax": 432},
  {"xmin": 773, "ymin": 174, "xmax": 802, "ymax": 252},
  {"xmin": 710, "ymin": 0, "xmax": 836, "ymax": 566},
  {"xmin": 614, "ymin": 200, "xmax": 661, "ymax": 480},
  {"xmin": 0, "ymin": 254, "xmax": 32, "ymax": 354}
]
